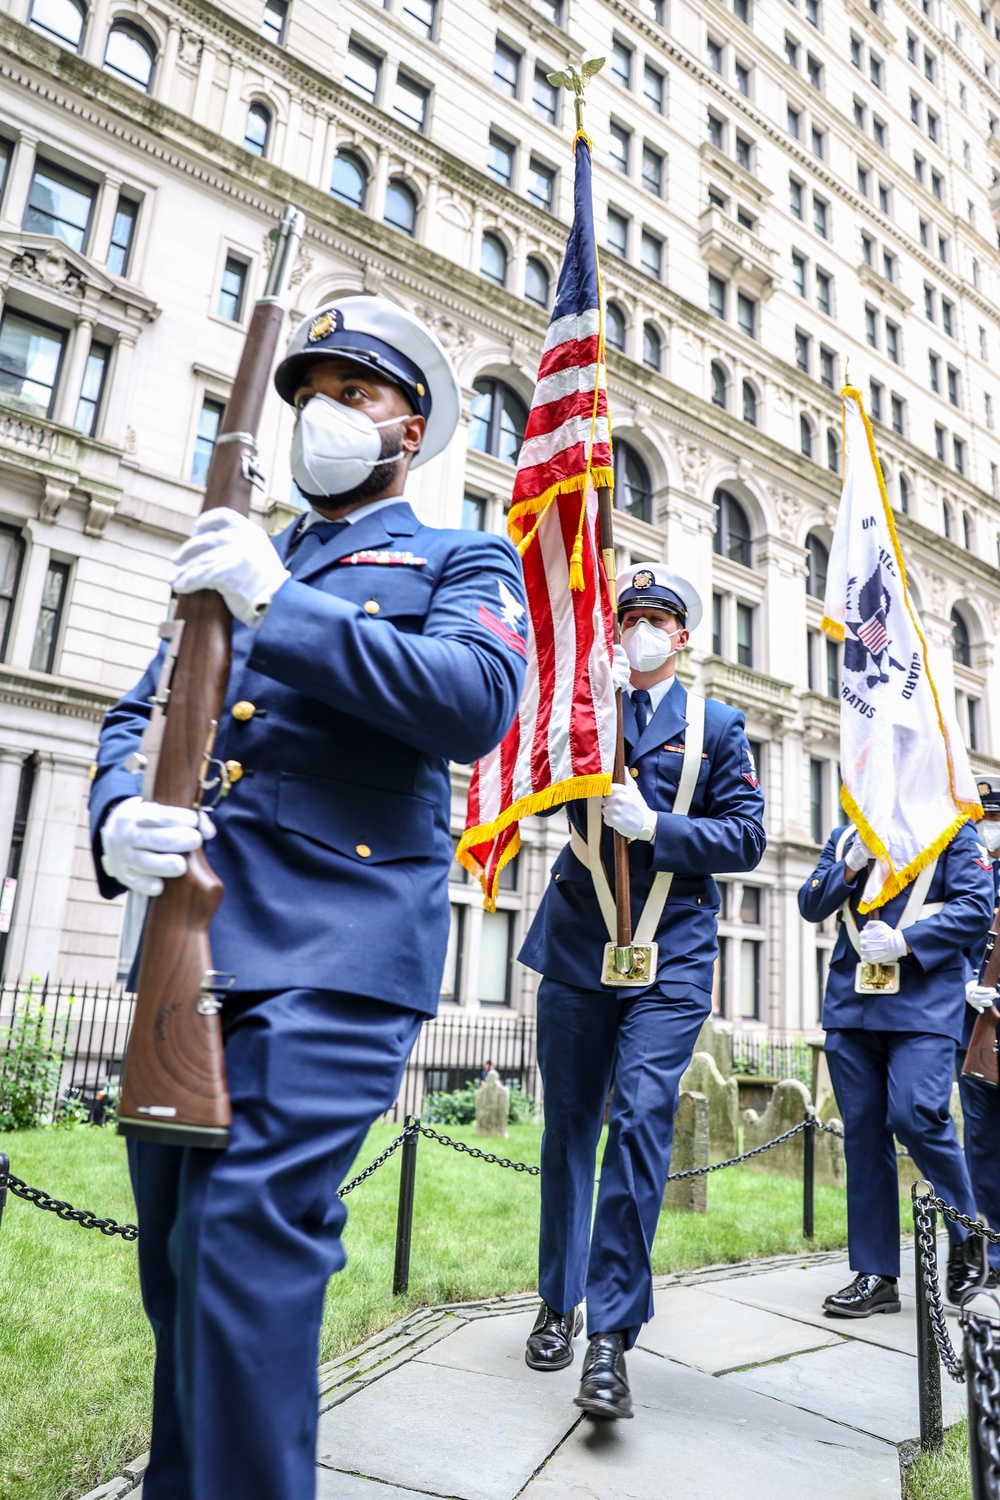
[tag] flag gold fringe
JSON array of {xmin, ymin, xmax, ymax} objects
[
  {"xmin": 840, "ymin": 782, "xmax": 974, "ymax": 913},
  {"xmin": 820, "ymin": 615, "xmax": 844, "ymax": 642},
  {"xmin": 456, "ymin": 773, "xmax": 613, "ymax": 909},
  {"xmin": 509, "ymin": 468, "xmax": 615, "ymax": 548}
]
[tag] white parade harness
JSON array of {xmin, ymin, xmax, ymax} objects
[{"xmin": 834, "ymin": 824, "xmax": 941, "ymax": 994}]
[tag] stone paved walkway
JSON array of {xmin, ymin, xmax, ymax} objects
[{"xmin": 108, "ymin": 1243, "xmax": 964, "ymax": 1500}]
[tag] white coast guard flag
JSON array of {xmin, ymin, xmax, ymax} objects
[{"xmin": 821, "ymin": 390, "xmax": 982, "ymax": 912}]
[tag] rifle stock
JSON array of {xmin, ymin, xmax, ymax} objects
[
  {"xmin": 961, "ymin": 896, "xmax": 1000, "ymax": 1090},
  {"xmin": 117, "ymin": 206, "xmax": 305, "ymax": 1149}
]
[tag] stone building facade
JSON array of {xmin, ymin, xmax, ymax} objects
[{"xmin": 1, "ymin": 0, "xmax": 1000, "ymax": 1034}]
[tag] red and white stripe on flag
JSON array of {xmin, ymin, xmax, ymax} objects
[{"xmin": 457, "ymin": 132, "xmax": 618, "ymax": 906}]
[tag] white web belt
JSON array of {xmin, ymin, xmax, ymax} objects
[
  {"xmin": 834, "ymin": 826, "xmax": 942, "ymax": 950},
  {"xmin": 568, "ymin": 693, "xmax": 706, "ymax": 947}
]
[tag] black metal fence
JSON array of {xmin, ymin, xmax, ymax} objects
[
  {"xmin": 731, "ymin": 1033, "xmax": 813, "ymax": 1087},
  {"xmin": 0, "ymin": 981, "xmax": 538, "ymax": 1125}
]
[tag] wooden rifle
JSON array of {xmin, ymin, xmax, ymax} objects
[
  {"xmin": 962, "ymin": 898, "xmax": 1000, "ymax": 1088},
  {"xmin": 116, "ymin": 205, "xmax": 305, "ymax": 1149}
]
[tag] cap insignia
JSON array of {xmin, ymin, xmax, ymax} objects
[
  {"xmin": 308, "ymin": 313, "xmax": 335, "ymax": 344},
  {"xmin": 632, "ymin": 570, "xmax": 653, "ymax": 591},
  {"xmin": 979, "ymin": 782, "xmax": 992, "ymax": 798}
]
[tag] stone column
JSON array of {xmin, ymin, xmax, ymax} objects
[
  {"xmin": 0, "ymin": 748, "xmax": 26, "ymax": 878},
  {"xmin": 100, "ymin": 333, "xmax": 136, "ymax": 449},
  {"xmin": 512, "ymin": 227, "xmax": 526, "ymax": 301},
  {"xmin": 2, "ymin": 752, "xmax": 90, "ymax": 982},
  {"xmin": 154, "ymin": 19, "xmax": 181, "ymax": 104},
  {"xmin": 470, "ymin": 202, "xmax": 484, "ymax": 274},
  {"xmin": 7, "ymin": 522, "xmax": 51, "ymax": 669},
  {"xmin": 309, "ymin": 109, "xmax": 331, "ymax": 186},
  {"xmin": 222, "ymin": 58, "xmax": 247, "ymax": 141},
  {"xmin": 82, "ymin": 0, "xmax": 111, "ymax": 65},
  {"xmin": 281, "ymin": 94, "xmax": 302, "ymax": 174},
  {"xmin": 89, "ymin": 173, "xmax": 123, "ymax": 266},
  {"xmin": 1, "ymin": 131, "xmax": 38, "ymax": 229},
  {"xmin": 54, "ymin": 317, "xmax": 94, "ymax": 429},
  {"xmin": 192, "ymin": 42, "xmax": 218, "ymax": 124},
  {"xmin": 370, "ymin": 145, "xmax": 389, "ymax": 223}
]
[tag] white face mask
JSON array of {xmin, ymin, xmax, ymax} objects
[
  {"xmin": 290, "ymin": 395, "xmax": 404, "ymax": 497},
  {"xmin": 982, "ymin": 822, "xmax": 1000, "ymax": 854},
  {"xmin": 621, "ymin": 619, "xmax": 678, "ymax": 674}
]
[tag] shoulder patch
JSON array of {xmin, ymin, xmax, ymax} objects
[{"xmin": 479, "ymin": 604, "xmax": 526, "ymax": 657}]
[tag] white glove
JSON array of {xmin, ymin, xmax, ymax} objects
[
  {"xmin": 100, "ymin": 795, "xmax": 216, "ymax": 898},
  {"xmin": 845, "ymin": 836, "xmax": 875, "ymax": 872},
  {"xmin": 966, "ymin": 979, "xmax": 998, "ymax": 1013},
  {"xmin": 602, "ymin": 778, "xmax": 658, "ymax": 842},
  {"xmin": 858, "ymin": 920, "xmax": 907, "ymax": 964},
  {"xmin": 172, "ymin": 509, "xmax": 290, "ymax": 628},
  {"xmin": 611, "ymin": 643, "xmax": 632, "ymax": 693}
]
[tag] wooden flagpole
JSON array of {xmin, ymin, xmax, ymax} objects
[{"xmin": 597, "ymin": 486, "xmax": 634, "ymax": 970}]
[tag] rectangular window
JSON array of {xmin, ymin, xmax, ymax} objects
[
  {"xmin": 942, "ymin": 299, "xmax": 954, "ymax": 337},
  {"xmin": 891, "ymin": 393, "xmax": 905, "ymax": 434},
  {"xmin": 820, "ymin": 346, "xmax": 835, "ymax": 389},
  {"xmin": 878, "ymin": 184, "xmax": 890, "ymax": 216},
  {"xmin": 712, "ymin": 592, "xmax": 723, "ymax": 656},
  {"xmin": 643, "ymin": 63, "xmax": 664, "ymax": 113},
  {"xmin": 345, "ymin": 41, "xmax": 381, "ymax": 103},
  {"xmin": 527, "ymin": 158, "xmax": 554, "ymax": 210},
  {"xmin": 785, "ymin": 34, "xmax": 799, "ymax": 68},
  {"xmin": 707, "ymin": 37, "xmax": 723, "ymax": 72},
  {"xmin": 708, "ymin": 273, "xmax": 726, "ymax": 318},
  {"xmin": 927, "ymin": 109, "xmax": 939, "ymax": 143},
  {"xmin": 792, "ymin": 252, "xmax": 806, "ymax": 298},
  {"xmin": 533, "ymin": 66, "xmax": 557, "ymax": 122},
  {"xmin": 924, "ymin": 284, "xmax": 935, "ymax": 321},
  {"xmin": 401, "ymin": 0, "xmax": 435, "ymax": 39},
  {"xmin": 734, "ymin": 0, "xmax": 749, "ymax": 20},
  {"xmin": 606, "ymin": 208, "xmax": 628, "ymax": 257},
  {"xmin": 861, "ymin": 233, "xmax": 873, "ymax": 265},
  {"xmin": 642, "ymin": 145, "xmax": 663, "ymax": 196},
  {"xmin": 938, "ymin": 234, "xmax": 948, "ymax": 263},
  {"xmin": 106, "ymin": 195, "xmax": 138, "ymax": 277},
  {"xmin": 611, "ymin": 37, "xmax": 633, "ymax": 88},
  {"xmin": 736, "ymin": 602, "xmax": 753, "ymax": 667},
  {"xmin": 493, "ymin": 39, "xmax": 521, "ymax": 96},
  {"xmin": 737, "ymin": 206, "xmax": 755, "ymax": 230},
  {"xmin": 440, "ymin": 905, "xmax": 464, "ymax": 1000},
  {"xmin": 0, "ymin": 309, "xmax": 65, "ymax": 418},
  {"xmin": 810, "ymin": 757, "xmax": 825, "ymax": 844},
  {"xmin": 191, "ymin": 396, "xmax": 226, "ymax": 486},
  {"xmin": 886, "ymin": 321, "xmax": 899, "ymax": 364},
  {"xmin": 826, "ymin": 640, "xmax": 839, "ymax": 699},
  {"xmin": 737, "ymin": 291, "xmax": 756, "ymax": 339},
  {"xmin": 932, "ymin": 172, "xmax": 944, "ymax": 201},
  {"xmin": 907, "ymin": 32, "xmax": 917, "ymax": 63},
  {"xmin": 870, "ymin": 378, "xmax": 883, "ymax": 422},
  {"xmin": 865, "ymin": 304, "xmax": 877, "ymax": 347},
  {"xmin": 609, "ymin": 121, "xmax": 631, "ymax": 174},
  {"xmin": 735, "ymin": 60, "xmax": 750, "ymax": 96},
  {"xmin": 924, "ymin": 50, "xmax": 936, "ymax": 83},
  {"xmin": 807, "ymin": 54, "xmax": 822, "ymax": 89},
  {"xmin": 929, "ymin": 352, "xmax": 940, "ymax": 392},
  {"xmin": 735, "ymin": 134, "xmax": 753, "ymax": 171},
  {"xmin": 478, "ymin": 908, "xmax": 513, "ymax": 1005},
  {"xmin": 810, "ymin": 126, "xmax": 824, "ymax": 158},
  {"xmin": 0, "ymin": 523, "xmax": 23, "ymax": 661},
  {"xmin": 807, "ymin": 628, "xmax": 818, "ymax": 692},
  {"xmin": 954, "ymin": 436, "xmax": 966, "ymax": 474},
  {"xmin": 935, "ymin": 423, "xmax": 945, "ymax": 461},
  {"xmin": 787, "ymin": 105, "xmax": 801, "ymax": 139},
  {"xmin": 739, "ymin": 940, "xmax": 761, "ymax": 1021},
  {"xmin": 806, "ymin": 0, "xmax": 819, "ymax": 23},
  {"xmin": 74, "ymin": 340, "xmax": 111, "ymax": 437},
  {"xmin": 393, "ymin": 74, "xmax": 429, "ymax": 132},
  {"xmin": 709, "ymin": 187, "xmax": 727, "ymax": 212},
  {"xmin": 882, "ymin": 249, "xmax": 894, "ymax": 281},
  {"xmin": 914, "ymin": 154, "xmax": 925, "ymax": 184},
  {"xmin": 740, "ymin": 885, "xmax": 761, "ymax": 925},
  {"xmin": 911, "ymin": 92, "xmax": 921, "ymax": 123},
  {"xmin": 487, "ymin": 133, "xmax": 515, "ymax": 186},
  {"xmin": 707, "ymin": 112, "xmax": 724, "ymax": 149},
  {"xmin": 28, "ymin": 559, "xmax": 70, "ymax": 674},
  {"xmin": 854, "ymin": 98, "xmax": 866, "ymax": 129},
  {"xmin": 217, "ymin": 254, "xmax": 248, "ymax": 321},
  {"xmin": 968, "ymin": 698, "xmax": 980, "ymax": 752},
  {"xmin": 987, "ymin": 393, "xmax": 994, "ymax": 430},
  {"xmin": 261, "ymin": 0, "xmax": 286, "ymax": 44},
  {"xmin": 534, "ymin": 0, "xmax": 561, "ymax": 23},
  {"xmin": 948, "ymin": 366, "xmax": 960, "ymax": 406},
  {"xmin": 920, "ymin": 218, "xmax": 930, "ymax": 247},
  {"xmin": 851, "ymin": 34, "xmax": 862, "ymax": 68},
  {"xmin": 857, "ymin": 164, "xmax": 869, "ymax": 195},
  {"xmin": 870, "ymin": 54, "xmax": 883, "ymax": 88},
  {"xmin": 795, "ymin": 328, "xmax": 810, "ymax": 371},
  {"xmin": 873, "ymin": 117, "xmax": 886, "ymax": 149},
  {"xmin": 790, "ymin": 177, "xmax": 803, "ymax": 219},
  {"xmin": 23, "ymin": 161, "xmax": 95, "ymax": 253},
  {"xmin": 462, "ymin": 493, "xmax": 486, "ymax": 530},
  {"xmin": 640, "ymin": 229, "xmax": 662, "ymax": 279},
  {"xmin": 813, "ymin": 195, "xmax": 828, "ymax": 237}
]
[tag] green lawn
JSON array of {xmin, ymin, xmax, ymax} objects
[
  {"xmin": 904, "ymin": 1421, "xmax": 972, "ymax": 1500},
  {"xmin": 0, "ymin": 1121, "xmax": 905, "ymax": 1500}
]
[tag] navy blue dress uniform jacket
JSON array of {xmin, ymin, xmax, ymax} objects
[
  {"xmin": 90, "ymin": 501, "xmax": 526, "ymax": 1014},
  {"xmin": 961, "ymin": 859, "xmax": 1000, "ymax": 1050},
  {"xmin": 799, "ymin": 822, "xmax": 994, "ymax": 1044},
  {"xmin": 519, "ymin": 680, "xmax": 766, "ymax": 994}
]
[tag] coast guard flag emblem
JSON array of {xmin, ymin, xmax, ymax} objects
[
  {"xmin": 821, "ymin": 390, "xmax": 982, "ymax": 911},
  {"xmin": 457, "ymin": 130, "xmax": 617, "ymax": 906}
]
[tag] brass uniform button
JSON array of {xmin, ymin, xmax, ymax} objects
[
  {"xmin": 225, "ymin": 761, "xmax": 244, "ymax": 784},
  {"xmin": 629, "ymin": 767, "xmax": 639, "ymax": 779},
  {"xmin": 364, "ymin": 599, "xmax": 380, "ymax": 615},
  {"xmin": 811, "ymin": 879, "xmax": 820, "ymax": 888},
  {"xmin": 88, "ymin": 761, "xmax": 97, "ymax": 781},
  {"xmin": 232, "ymin": 701, "xmax": 256, "ymax": 721},
  {"xmin": 356, "ymin": 843, "xmax": 372, "ymax": 858}
]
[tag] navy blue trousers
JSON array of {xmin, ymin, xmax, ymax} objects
[
  {"xmin": 958, "ymin": 1060, "xmax": 1000, "ymax": 1274},
  {"xmin": 825, "ymin": 1028, "xmax": 976, "ymax": 1278},
  {"xmin": 129, "ymin": 988, "xmax": 421, "ymax": 1500},
  {"xmin": 536, "ymin": 976, "xmax": 711, "ymax": 1349}
]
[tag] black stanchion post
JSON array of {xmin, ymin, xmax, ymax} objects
[
  {"xmin": 964, "ymin": 1321, "xmax": 989, "ymax": 1500},
  {"xmin": 802, "ymin": 1115, "xmax": 815, "ymax": 1240},
  {"xmin": 913, "ymin": 1192, "xmax": 944, "ymax": 1451},
  {"xmin": 392, "ymin": 1118, "xmax": 419, "ymax": 1297},
  {"xmin": 0, "ymin": 1152, "xmax": 8, "ymax": 1234}
]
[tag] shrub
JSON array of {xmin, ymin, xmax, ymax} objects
[
  {"xmin": 0, "ymin": 982, "xmax": 73, "ymax": 1131},
  {"xmin": 422, "ymin": 1079, "xmax": 540, "ymax": 1126}
]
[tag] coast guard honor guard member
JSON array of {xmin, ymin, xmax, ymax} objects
[
  {"xmin": 90, "ymin": 296, "xmax": 526, "ymax": 1500},
  {"xmin": 800, "ymin": 820, "xmax": 991, "ymax": 1317},
  {"xmin": 959, "ymin": 777, "xmax": 1000, "ymax": 1287},
  {"xmin": 518, "ymin": 564, "xmax": 766, "ymax": 1419}
]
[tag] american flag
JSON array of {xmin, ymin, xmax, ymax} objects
[
  {"xmin": 457, "ymin": 134, "xmax": 618, "ymax": 905},
  {"xmin": 858, "ymin": 615, "xmax": 889, "ymax": 655}
]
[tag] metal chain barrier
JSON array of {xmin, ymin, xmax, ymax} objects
[
  {"xmin": 963, "ymin": 1306, "xmax": 1000, "ymax": 1500},
  {"xmin": 417, "ymin": 1124, "xmax": 540, "ymax": 1174},
  {"xmin": 913, "ymin": 1185, "xmax": 966, "ymax": 1383},
  {"xmin": 915, "ymin": 1187, "xmax": 1000, "ymax": 1247},
  {"xmin": 337, "ymin": 1122, "xmax": 419, "ymax": 1197},
  {"xmin": 0, "ymin": 1166, "xmax": 138, "ymax": 1240}
]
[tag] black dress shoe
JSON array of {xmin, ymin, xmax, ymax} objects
[
  {"xmin": 987, "ymin": 1266, "xmax": 1000, "ymax": 1290},
  {"xmin": 525, "ymin": 1301, "xmax": 583, "ymax": 1371},
  {"xmin": 574, "ymin": 1332, "xmax": 634, "ymax": 1419},
  {"xmin": 947, "ymin": 1236, "xmax": 988, "ymax": 1304},
  {"xmin": 823, "ymin": 1273, "xmax": 901, "ymax": 1318}
]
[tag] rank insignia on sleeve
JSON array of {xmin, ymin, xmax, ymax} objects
[
  {"xmin": 479, "ymin": 604, "xmax": 526, "ymax": 657},
  {"xmin": 337, "ymin": 550, "xmax": 428, "ymax": 566},
  {"xmin": 742, "ymin": 745, "xmax": 759, "ymax": 789},
  {"xmin": 974, "ymin": 840, "xmax": 992, "ymax": 870}
]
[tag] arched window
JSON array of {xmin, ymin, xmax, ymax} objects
[
  {"xmin": 103, "ymin": 22, "xmax": 156, "ymax": 90},
  {"xmin": 943, "ymin": 499, "xmax": 953, "ymax": 540},
  {"xmin": 963, "ymin": 511, "xmax": 973, "ymax": 550},
  {"xmin": 951, "ymin": 607, "xmax": 972, "ymax": 667},
  {"xmin": 827, "ymin": 428, "xmax": 839, "ymax": 474},
  {"xmin": 330, "ymin": 152, "xmax": 368, "ymax": 209},
  {"xmin": 480, "ymin": 232, "xmax": 507, "ymax": 287},
  {"xmin": 28, "ymin": 0, "xmax": 84, "ymax": 49},
  {"xmin": 713, "ymin": 488, "xmax": 752, "ymax": 567},
  {"xmin": 468, "ymin": 378, "xmax": 527, "ymax": 464},
  {"xmin": 899, "ymin": 473, "xmax": 910, "ymax": 513},
  {"xmin": 642, "ymin": 323, "xmax": 661, "ymax": 371},
  {"xmin": 525, "ymin": 257, "xmax": 549, "ymax": 307},
  {"xmin": 800, "ymin": 414, "xmax": 814, "ymax": 459},
  {"xmin": 605, "ymin": 301, "xmax": 626, "ymax": 352},
  {"xmin": 244, "ymin": 102, "xmax": 271, "ymax": 157},
  {"xmin": 742, "ymin": 380, "xmax": 757, "ymax": 426},
  {"xmin": 384, "ymin": 178, "xmax": 417, "ymax": 236},
  {"xmin": 614, "ymin": 440, "xmax": 652, "ymax": 523},
  {"xmin": 806, "ymin": 533, "xmax": 829, "ymax": 598},
  {"xmin": 711, "ymin": 361, "xmax": 727, "ymax": 409}
]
